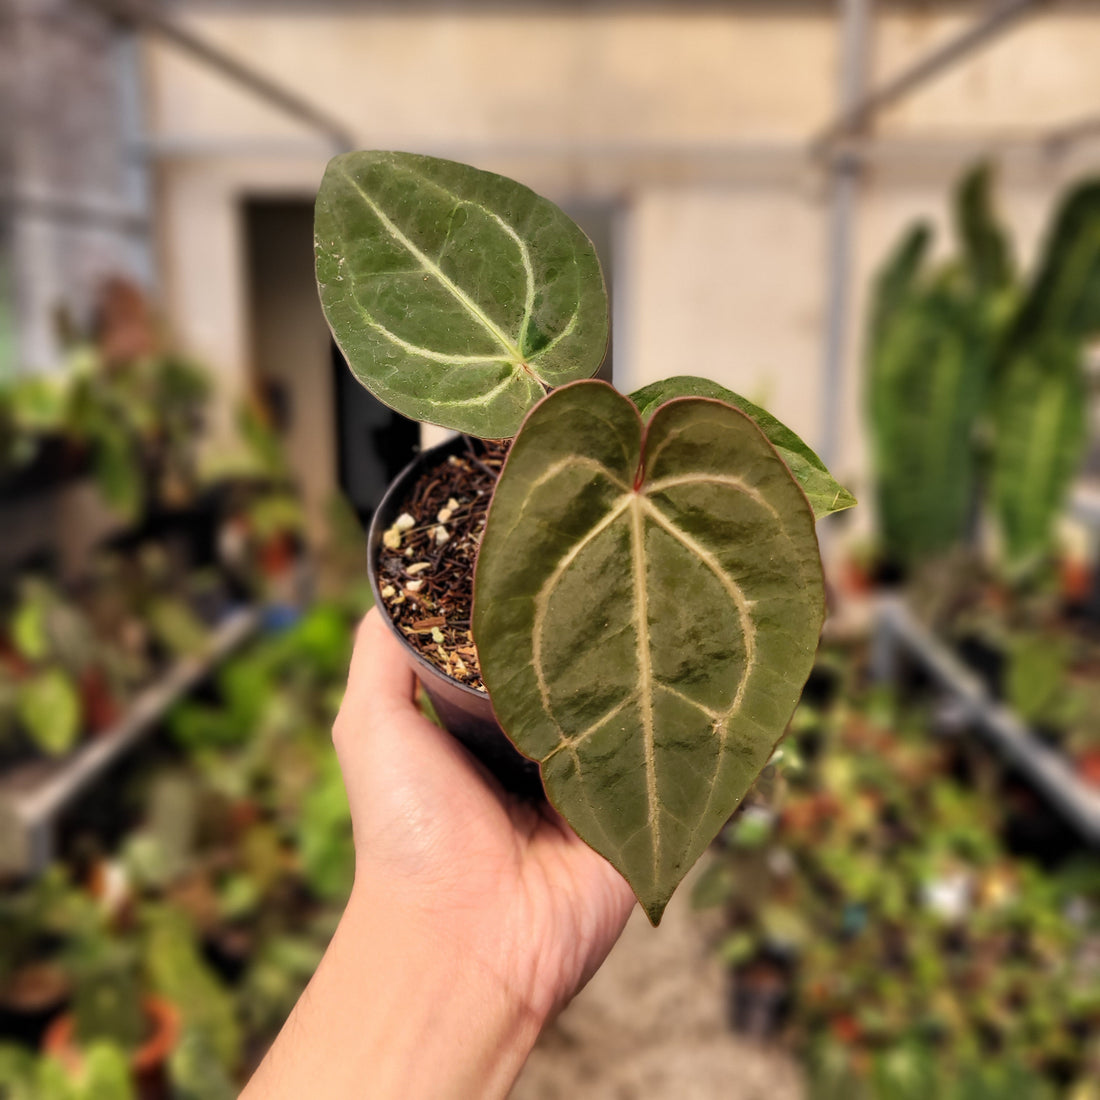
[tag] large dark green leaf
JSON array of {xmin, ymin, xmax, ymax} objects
[
  {"xmin": 992, "ymin": 340, "xmax": 1087, "ymax": 568},
  {"xmin": 315, "ymin": 151, "xmax": 608, "ymax": 437},
  {"xmin": 630, "ymin": 376, "xmax": 855, "ymax": 518},
  {"xmin": 473, "ymin": 381, "xmax": 825, "ymax": 923}
]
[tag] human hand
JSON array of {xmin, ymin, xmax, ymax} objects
[
  {"xmin": 243, "ymin": 609, "xmax": 634, "ymax": 1100},
  {"xmin": 335, "ymin": 607, "xmax": 635, "ymax": 1021}
]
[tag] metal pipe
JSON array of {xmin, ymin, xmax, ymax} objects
[
  {"xmin": 810, "ymin": 0, "xmax": 1044, "ymax": 158},
  {"xmin": 0, "ymin": 192, "xmax": 150, "ymax": 234},
  {"xmin": 80, "ymin": 0, "xmax": 356, "ymax": 153},
  {"xmin": 114, "ymin": 26, "xmax": 156, "ymax": 281},
  {"xmin": 817, "ymin": 0, "xmax": 870, "ymax": 470}
]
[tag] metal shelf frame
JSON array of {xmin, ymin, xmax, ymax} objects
[
  {"xmin": 872, "ymin": 596, "xmax": 1100, "ymax": 846},
  {"xmin": 0, "ymin": 605, "xmax": 263, "ymax": 876}
]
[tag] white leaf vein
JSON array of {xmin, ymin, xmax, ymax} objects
[{"xmin": 338, "ymin": 166, "xmax": 523, "ymax": 362}]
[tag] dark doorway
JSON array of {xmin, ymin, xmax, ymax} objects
[{"xmin": 331, "ymin": 344, "xmax": 419, "ymax": 522}]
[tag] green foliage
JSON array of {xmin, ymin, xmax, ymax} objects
[
  {"xmin": 991, "ymin": 338, "xmax": 1088, "ymax": 568},
  {"xmin": 319, "ymin": 149, "xmax": 850, "ymax": 918},
  {"xmin": 711, "ymin": 661, "xmax": 1100, "ymax": 1095},
  {"xmin": 70, "ymin": 940, "xmax": 146, "ymax": 1052},
  {"xmin": 296, "ymin": 755, "xmax": 354, "ymax": 901},
  {"xmin": 867, "ymin": 163, "xmax": 1100, "ymax": 573},
  {"xmin": 168, "ymin": 1031, "xmax": 237, "ymax": 1100},
  {"xmin": 16, "ymin": 669, "xmax": 80, "ymax": 756},
  {"xmin": 868, "ymin": 279, "xmax": 988, "ymax": 564},
  {"xmin": 0, "ymin": 1041, "xmax": 136, "ymax": 1100},
  {"xmin": 316, "ymin": 151, "xmax": 610, "ymax": 437},
  {"xmin": 630, "ymin": 375, "xmax": 856, "ymax": 518},
  {"xmin": 475, "ymin": 383, "xmax": 825, "ymax": 922},
  {"xmin": 954, "ymin": 161, "xmax": 1015, "ymax": 296},
  {"xmin": 144, "ymin": 907, "xmax": 241, "ymax": 1071},
  {"xmin": 1005, "ymin": 633, "xmax": 1076, "ymax": 729}
]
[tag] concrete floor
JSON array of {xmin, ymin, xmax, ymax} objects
[{"xmin": 512, "ymin": 865, "xmax": 805, "ymax": 1100}]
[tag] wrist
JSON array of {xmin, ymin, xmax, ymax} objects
[
  {"xmin": 338, "ymin": 884, "xmax": 546, "ymax": 1097},
  {"xmin": 245, "ymin": 884, "xmax": 545, "ymax": 1100}
]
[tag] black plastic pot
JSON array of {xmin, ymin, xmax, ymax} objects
[{"xmin": 367, "ymin": 436, "xmax": 543, "ymax": 798}]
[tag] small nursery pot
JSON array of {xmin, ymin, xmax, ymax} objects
[{"xmin": 367, "ymin": 436, "xmax": 543, "ymax": 798}]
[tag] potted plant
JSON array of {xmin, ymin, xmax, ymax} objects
[
  {"xmin": 2, "ymin": 1039, "xmax": 138, "ymax": 1100},
  {"xmin": 44, "ymin": 932, "xmax": 180, "ymax": 1100},
  {"xmin": 3, "ymin": 578, "xmax": 87, "ymax": 757},
  {"xmin": 0, "ymin": 874, "xmax": 75, "ymax": 1047},
  {"xmin": 867, "ymin": 162, "xmax": 1100, "ymax": 581},
  {"xmin": 314, "ymin": 150, "xmax": 854, "ymax": 922}
]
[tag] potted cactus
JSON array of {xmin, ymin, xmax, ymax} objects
[{"xmin": 314, "ymin": 150, "xmax": 854, "ymax": 922}]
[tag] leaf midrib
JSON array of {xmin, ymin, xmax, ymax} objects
[
  {"xmin": 629, "ymin": 495, "xmax": 661, "ymax": 876},
  {"xmin": 338, "ymin": 165, "xmax": 526, "ymax": 365}
]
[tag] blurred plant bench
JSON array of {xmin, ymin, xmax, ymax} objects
[
  {"xmin": 872, "ymin": 594, "xmax": 1100, "ymax": 846},
  {"xmin": 0, "ymin": 606, "xmax": 262, "ymax": 877}
]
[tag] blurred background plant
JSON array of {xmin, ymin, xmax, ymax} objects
[{"xmin": 7, "ymin": 4, "xmax": 1100, "ymax": 1095}]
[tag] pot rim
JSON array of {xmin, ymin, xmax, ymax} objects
[{"xmin": 366, "ymin": 434, "xmax": 493, "ymax": 705}]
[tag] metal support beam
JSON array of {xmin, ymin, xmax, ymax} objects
[
  {"xmin": 81, "ymin": 0, "xmax": 356, "ymax": 154},
  {"xmin": 817, "ymin": 0, "xmax": 870, "ymax": 471},
  {"xmin": 810, "ymin": 0, "xmax": 1044, "ymax": 158},
  {"xmin": 0, "ymin": 191, "xmax": 150, "ymax": 234}
]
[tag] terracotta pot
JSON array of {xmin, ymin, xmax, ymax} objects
[
  {"xmin": 367, "ymin": 436, "xmax": 543, "ymax": 797},
  {"xmin": 1076, "ymin": 747, "xmax": 1100, "ymax": 790},
  {"xmin": 1061, "ymin": 557, "xmax": 1093, "ymax": 606},
  {"xmin": 43, "ymin": 995, "xmax": 180, "ymax": 1100}
]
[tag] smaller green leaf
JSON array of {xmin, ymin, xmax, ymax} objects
[
  {"xmin": 17, "ymin": 669, "xmax": 80, "ymax": 755},
  {"xmin": 630, "ymin": 376, "xmax": 855, "ymax": 518},
  {"xmin": 316, "ymin": 150, "xmax": 609, "ymax": 437}
]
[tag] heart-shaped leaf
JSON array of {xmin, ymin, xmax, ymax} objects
[
  {"xmin": 473, "ymin": 381, "xmax": 825, "ymax": 923},
  {"xmin": 315, "ymin": 151, "xmax": 609, "ymax": 438},
  {"xmin": 630, "ymin": 376, "xmax": 855, "ymax": 519}
]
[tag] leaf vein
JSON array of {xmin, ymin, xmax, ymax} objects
[{"xmin": 337, "ymin": 165, "xmax": 523, "ymax": 362}]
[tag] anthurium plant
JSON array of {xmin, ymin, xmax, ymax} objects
[{"xmin": 315, "ymin": 150, "xmax": 853, "ymax": 922}]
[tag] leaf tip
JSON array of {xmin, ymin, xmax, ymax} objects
[{"xmin": 640, "ymin": 893, "xmax": 671, "ymax": 927}]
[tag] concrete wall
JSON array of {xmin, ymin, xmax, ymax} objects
[{"xmin": 141, "ymin": 3, "xmax": 1100, "ymax": 537}]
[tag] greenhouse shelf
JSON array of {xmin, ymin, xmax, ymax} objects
[
  {"xmin": 0, "ymin": 605, "xmax": 263, "ymax": 876},
  {"xmin": 872, "ymin": 595, "xmax": 1100, "ymax": 846}
]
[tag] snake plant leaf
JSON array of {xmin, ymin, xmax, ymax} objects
[
  {"xmin": 630, "ymin": 376, "xmax": 854, "ymax": 518},
  {"xmin": 992, "ymin": 339, "xmax": 1087, "ymax": 569},
  {"xmin": 1010, "ymin": 179, "xmax": 1100, "ymax": 351},
  {"xmin": 473, "ymin": 381, "xmax": 825, "ymax": 923},
  {"xmin": 954, "ymin": 162, "xmax": 1015, "ymax": 294},
  {"xmin": 868, "ymin": 222, "xmax": 932, "ymax": 358},
  {"xmin": 867, "ymin": 277, "xmax": 988, "ymax": 567},
  {"xmin": 315, "ymin": 151, "xmax": 609, "ymax": 438}
]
